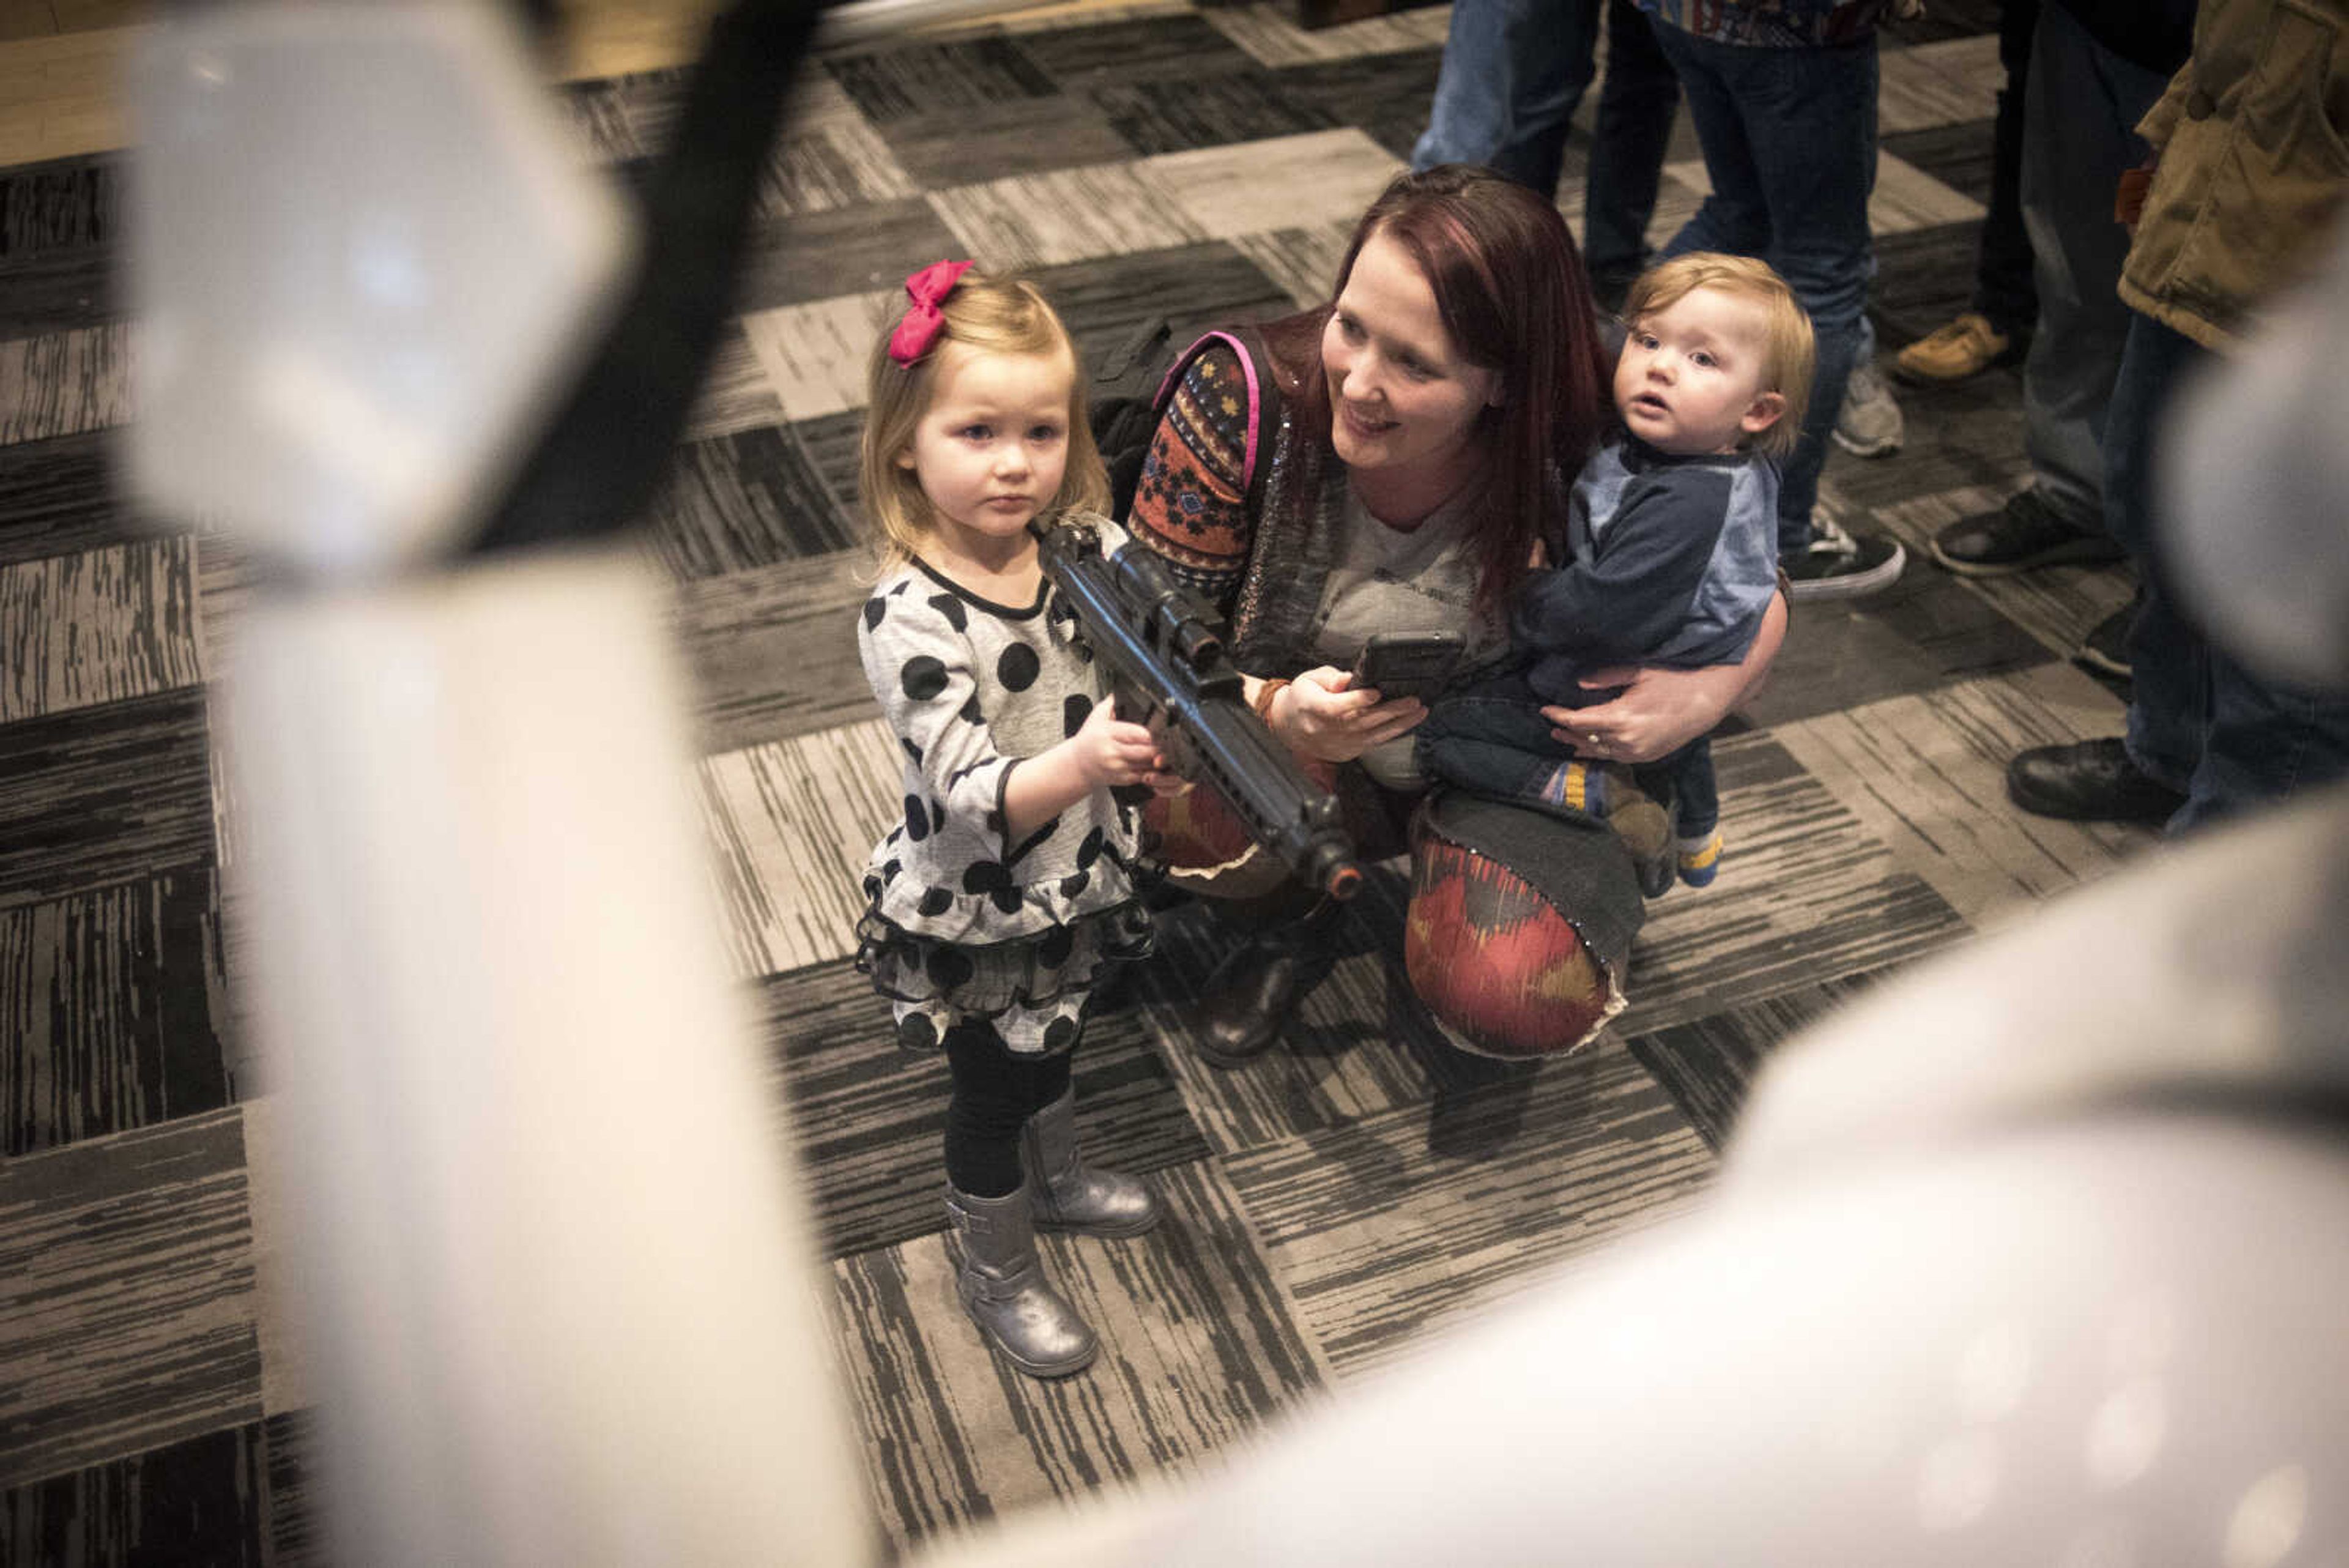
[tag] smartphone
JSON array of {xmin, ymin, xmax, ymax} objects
[{"xmin": 1349, "ymin": 631, "xmax": 1464, "ymax": 703}]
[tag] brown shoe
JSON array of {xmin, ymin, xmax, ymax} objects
[{"xmin": 1894, "ymin": 312, "xmax": 2013, "ymax": 385}]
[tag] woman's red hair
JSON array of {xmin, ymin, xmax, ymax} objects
[{"xmin": 1305, "ymin": 165, "xmax": 1611, "ymax": 612}]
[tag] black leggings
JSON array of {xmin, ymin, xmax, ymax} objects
[{"xmin": 943, "ymin": 1022, "xmax": 1074, "ymax": 1197}]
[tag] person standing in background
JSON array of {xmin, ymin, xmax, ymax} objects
[
  {"xmin": 1894, "ymin": 0, "xmax": 2043, "ymax": 387},
  {"xmin": 1412, "ymin": 0, "xmax": 1680, "ymax": 311},
  {"xmin": 1924, "ymin": 0, "xmax": 2194, "ymax": 700},
  {"xmin": 2005, "ymin": 0, "xmax": 2349, "ymax": 831},
  {"xmin": 1631, "ymin": 0, "xmax": 1910, "ymax": 600}
]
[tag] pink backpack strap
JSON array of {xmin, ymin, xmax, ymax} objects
[{"xmin": 1153, "ymin": 329, "xmax": 1264, "ymax": 494}]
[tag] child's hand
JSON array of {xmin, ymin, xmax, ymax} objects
[{"xmin": 1071, "ymin": 697, "xmax": 1163, "ymax": 787}]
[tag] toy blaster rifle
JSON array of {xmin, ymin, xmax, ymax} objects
[{"xmin": 1033, "ymin": 518, "xmax": 1362, "ymax": 902}]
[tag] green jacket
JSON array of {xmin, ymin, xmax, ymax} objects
[{"xmin": 2120, "ymin": 0, "xmax": 2349, "ymax": 353}]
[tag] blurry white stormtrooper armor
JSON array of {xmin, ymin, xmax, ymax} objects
[
  {"xmin": 128, "ymin": 6, "xmax": 869, "ymax": 1564},
  {"xmin": 128, "ymin": 1, "xmax": 2349, "ymax": 1564}
]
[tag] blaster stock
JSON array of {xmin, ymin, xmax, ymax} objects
[{"xmin": 1033, "ymin": 519, "xmax": 1361, "ymax": 902}]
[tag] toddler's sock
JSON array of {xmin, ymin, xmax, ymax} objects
[
  {"xmin": 1538, "ymin": 760, "xmax": 1607, "ymax": 814},
  {"xmin": 1676, "ymin": 827, "xmax": 1724, "ymax": 888},
  {"xmin": 1545, "ymin": 761, "xmax": 1674, "ymax": 894}
]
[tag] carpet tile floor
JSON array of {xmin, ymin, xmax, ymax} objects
[{"xmin": 0, "ymin": 2, "xmax": 2166, "ymax": 1559}]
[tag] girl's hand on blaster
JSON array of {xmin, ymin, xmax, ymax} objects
[
  {"xmin": 1275, "ymin": 666, "xmax": 1425, "ymax": 764},
  {"xmin": 1072, "ymin": 696, "xmax": 1172, "ymax": 788}
]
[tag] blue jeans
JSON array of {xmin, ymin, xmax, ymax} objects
[
  {"xmin": 1414, "ymin": 0, "xmax": 1679, "ymax": 282},
  {"xmin": 2108, "ymin": 311, "xmax": 2349, "ymax": 831},
  {"xmin": 2016, "ymin": 0, "xmax": 2169, "ymax": 533},
  {"xmin": 1649, "ymin": 26, "xmax": 1878, "ymax": 553},
  {"xmin": 1417, "ymin": 671, "xmax": 1720, "ymax": 838}
]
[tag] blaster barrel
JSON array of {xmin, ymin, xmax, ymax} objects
[{"xmin": 1035, "ymin": 521, "xmax": 1361, "ymax": 901}]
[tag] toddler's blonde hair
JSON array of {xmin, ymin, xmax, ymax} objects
[
  {"xmin": 860, "ymin": 270, "xmax": 1110, "ymax": 570},
  {"xmin": 1620, "ymin": 253, "xmax": 1815, "ymax": 458}
]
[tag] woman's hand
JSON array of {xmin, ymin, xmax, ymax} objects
[
  {"xmin": 1548, "ymin": 664, "xmax": 1737, "ymax": 764},
  {"xmin": 1555, "ymin": 589, "xmax": 1787, "ymax": 763},
  {"xmin": 1272, "ymin": 666, "xmax": 1426, "ymax": 764}
]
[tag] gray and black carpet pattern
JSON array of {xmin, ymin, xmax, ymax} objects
[{"xmin": 0, "ymin": 1, "xmax": 2161, "ymax": 1559}]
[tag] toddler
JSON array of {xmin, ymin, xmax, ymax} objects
[
  {"xmin": 1420, "ymin": 252, "xmax": 1813, "ymax": 889},
  {"xmin": 853, "ymin": 260, "xmax": 1174, "ymax": 1378}
]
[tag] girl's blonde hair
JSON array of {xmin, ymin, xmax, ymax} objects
[
  {"xmin": 859, "ymin": 270, "xmax": 1110, "ymax": 570},
  {"xmin": 1620, "ymin": 253, "xmax": 1816, "ymax": 458}
]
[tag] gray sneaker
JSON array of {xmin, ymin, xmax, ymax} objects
[{"xmin": 1831, "ymin": 357, "xmax": 1904, "ymax": 458}]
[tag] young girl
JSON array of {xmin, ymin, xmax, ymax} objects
[{"xmin": 853, "ymin": 260, "xmax": 1172, "ymax": 1379}]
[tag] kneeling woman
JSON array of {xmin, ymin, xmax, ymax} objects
[{"xmin": 1129, "ymin": 166, "xmax": 1787, "ymax": 1060}]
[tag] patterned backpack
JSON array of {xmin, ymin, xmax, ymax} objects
[{"xmin": 1087, "ymin": 315, "xmax": 1282, "ymax": 523}]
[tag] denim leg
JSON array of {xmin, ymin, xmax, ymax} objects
[
  {"xmin": 2188, "ymin": 655, "xmax": 2349, "ymax": 833},
  {"xmin": 2107, "ymin": 311, "xmax": 2202, "ymax": 796},
  {"xmin": 2107, "ymin": 314, "xmax": 2349, "ymax": 828},
  {"xmin": 2016, "ymin": 1, "xmax": 2169, "ymax": 533},
  {"xmin": 1583, "ymin": 0, "xmax": 1679, "ymax": 280},
  {"xmin": 1413, "ymin": 0, "xmax": 1603, "ymax": 196},
  {"xmin": 1649, "ymin": 27, "xmax": 1773, "ymax": 261},
  {"xmin": 2104, "ymin": 314, "xmax": 2349, "ymax": 832},
  {"xmin": 1971, "ymin": 0, "xmax": 2038, "ymax": 333},
  {"xmin": 1655, "ymin": 29, "xmax": 1877, "ymax": 553},
  {"xmin": 1417, "ymin": 691, "xmax": 1577, "ymax": 803},
  {"xmin": 1665, "ymin": 740, "xmax": 1717, "ymax": 837}
]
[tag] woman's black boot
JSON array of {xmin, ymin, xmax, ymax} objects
[{"xmin": 1193, "ymin": 900, "xmax": 1340, "ymax": 1067}]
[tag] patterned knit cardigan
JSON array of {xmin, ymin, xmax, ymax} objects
[{"xmin": 1124, "ymin": 307, "xmax": 1359, "ymax": 682}]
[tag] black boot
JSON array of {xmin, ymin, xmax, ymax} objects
[{"xmin": 1193, "ymin": 900, "xmax": 1340, "ymax": 1068}]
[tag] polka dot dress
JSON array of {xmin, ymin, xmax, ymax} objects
[{"xmin": 853, "ymin": 512, "xmax": 1154, "ymax": 1055}]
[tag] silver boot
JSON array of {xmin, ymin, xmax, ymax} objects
[
  {"xmin": 1022, "ymin": 1088, "xmax": 1163, "ymax": 1237},
  {"xmin": 945, "ymin": 1183, "xmax": 1098, "ymax": 1378}
]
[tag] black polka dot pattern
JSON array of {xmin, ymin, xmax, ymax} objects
[
  {"xmin": 856, "ymin": 543, "xmax": 1154, "ymax": 1056},
  {"xmin": 902, "ymin": 656, "xmax": 949, "ymax": 702},
  {"xmin": 997, "ymin": 643, "xmax": 1040, "ymax": 692},
  {"xmin": 962, "ymin": 858, "xmax": 1022, "ymax": 915}
]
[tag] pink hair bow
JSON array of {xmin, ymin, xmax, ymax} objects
[{"xmin": 888, "ymin": 258, "xmax": 975, "ymax": 366}]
